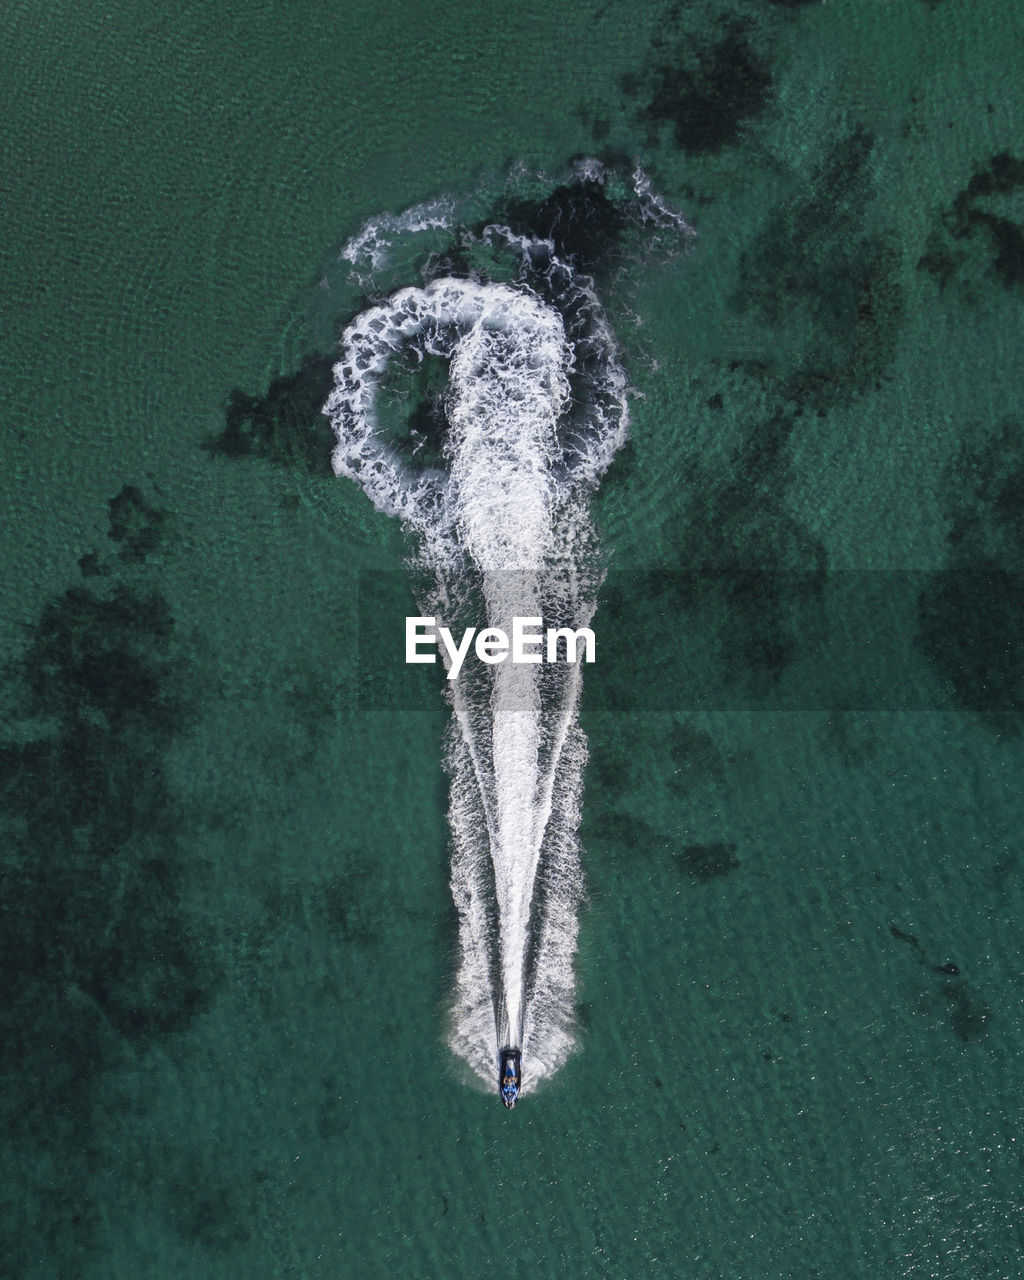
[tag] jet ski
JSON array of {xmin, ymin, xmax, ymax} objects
[{"xmin": 499, "ymin": 1047, "xmax": 522, "ymax": 1108}]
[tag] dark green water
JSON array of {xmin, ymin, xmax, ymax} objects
[{"xmin": 2, "ymin": 1, "xmax": 1023, "ymax": 1275}]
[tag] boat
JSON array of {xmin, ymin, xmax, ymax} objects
[{"xmin": 499, "ymin": 1047, "xmax": 522, "ymax": 1108}]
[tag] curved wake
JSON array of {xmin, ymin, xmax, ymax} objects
[{"xmin": 324, "ymin": 163, "xmax": 691, "ymax": 1095}]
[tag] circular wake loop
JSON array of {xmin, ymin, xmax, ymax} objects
[{"xmin": 323, "ymin": 162, "xmax": 692, "ymax": 1098}]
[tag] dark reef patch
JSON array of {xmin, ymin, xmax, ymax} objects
[
  {"xmin": 24, "ymin": 584, "xmax": 182, "ymax": 739},
  {"xmin": 1, "ymin": 580, "xmax": 214, "ymax": 1049},
  {"xmin": 675, "ymin": 841, "xmax": 740, "ymax": 881},
  {"xmin": 888, "ymin": 922, "xmax": 991, "ymax": 1042},
  {"xmin": 107, "ymin": 484, "xmax": 167, "ymax": 563},
  {"xmin": 494, "ymin": 176, "xmax": 632, "ymax": 275},
  {"xmin": 732, "ymin": 128, "xmax": 904, "ymax": 407},
  {"xmin": 917, "ymin": 420, "xmax": 1024, "ymax": 734},
  {"xmin": 943, "ymin": 981, "xmax": 991, "ymax": 1042},
  {"xmin": 941, "ymin": 421, "xmax": 1024, "ymax": 565},
  {"xmin": 624, "ymin": 14, "xmax": 772, "ymax": 156},
  {"xmin": 918, "ymin": 152, "xmax": 1024, "ymax": 295},
  {"xmin": 0, "ymin": 506, "xmax": 217, "ymax": 1269},
  {"xmin": 78, "ymin": 549, "xmax": 110, "ymax": 578},
  {"xmin": 207, "ymin": 352, "xmax": 337, "ymax": 472}
]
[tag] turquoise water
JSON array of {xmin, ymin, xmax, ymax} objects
[{"xmin": 2, "ymin": 1, "xmax": 1023, "ymax": 1276}]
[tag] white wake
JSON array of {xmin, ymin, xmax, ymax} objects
[{"xmin": 323, "ymin": 165, "xmax": 690, "ymax": 1093}]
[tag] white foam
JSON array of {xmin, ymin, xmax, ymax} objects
[
  {"xmin": 340, "ymin": 197, "xmax": 456, "ymax": 276},
  {"xmin": 324, "ymin": 169, "xmax": 688, "ymax": 1094}
]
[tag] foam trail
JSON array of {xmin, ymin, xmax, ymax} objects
[{"xmin": 323, "ymin": 169, "xmax": 689, "ymax": 1094}]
